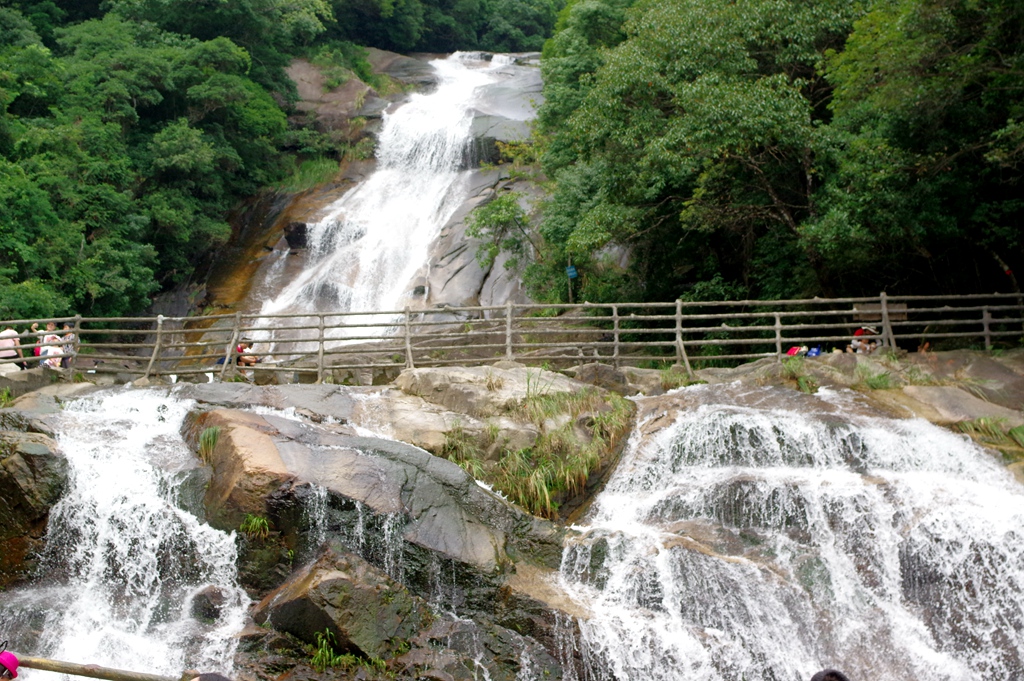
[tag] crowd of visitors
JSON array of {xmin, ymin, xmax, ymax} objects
[{"xmin": 0, "ymin": 321, "xmax": 76, "ymax": 374}]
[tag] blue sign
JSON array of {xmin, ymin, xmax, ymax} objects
[{"xmin": 566, "ymin": 265, "xmax": 578, "ymax": 279}]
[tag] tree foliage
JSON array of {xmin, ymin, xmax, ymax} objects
[
  {"xmin": 0, "ymin": 11, "xmax": 288, "ymax": 317},
  {"xmin": 0, "ymin": 0, "xmax": 566, "ymax": 319},
  {"xmin": 531, "ymin": 0, "xmax": 1024, "ymax": 303}
]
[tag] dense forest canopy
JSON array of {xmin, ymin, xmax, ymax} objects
[
  {"xmin": 0, "ymin": 0, "xmax": 1021, "ymax": 319},
  {"xmin": 0, "ymin": 0, "xmax": 561, "ymax": 319},
  {"xmin": 530, "ymin": 0, "xmax": 1023, "ymax": 303}
]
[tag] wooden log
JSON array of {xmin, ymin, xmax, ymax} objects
[{"xmin": 11, "ymin": 653, "xmax": 188, "ymax": 681}]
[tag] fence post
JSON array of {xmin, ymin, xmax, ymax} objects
[
  {"xmin": 404, "ymin": 307, "xmax": 415, "ymax": 369},
  {"xmin": 613, "ymin": 304, "xmax": 620, "ymax": 367},
  {"xmin": 505, "ymin": 300, "xmax": 514, "ymax": 360},
  {"xmin": 67, "ymin": 314, "xmax": 82, "ymax": 379},
  {"xmin": 143, "ymin": 315, "xmax": 164, "ymax": 379},
  {"xmin": 676, "ymin": 299, "xmax": 693, "ymax": 378},
  {"xmin": 316, "ymin": 314, "xmax": 325, "ymax": 383},
  {"xmin": 774, "ymin": 313, "xmax": 782, "ymax": 360},
  {"xmin": 219, "ymin": 313, "xmax": 241, "ymax": 381},
  {"xmin": 982, "ymin": 306, "xmax": 992, "ymax": 351},
  {"xmin": 879, "ymin": 291, "xmax": 896, "ymax": 349}
]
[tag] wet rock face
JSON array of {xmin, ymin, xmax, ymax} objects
[
  {"xmin": 179, "ymin": 390, "xmax": 563, "ymax": 581},
  {"xmin": 283, "ymin": 222, "xmax": 307, "ymax": 250},
  {"xmin": 253, "ymin": 547, "xmax": 432, "ymax": 658},
  {"xmin": 0, "ymin": 430, "xmax": 67, "ymax": 586},
  {"xmin": 421, "ymin": 175, "xmax": 538, "ymax": 311},
  {"xmin": 246, "ymin": 545, "xmax": 561, "ymax": 681}
]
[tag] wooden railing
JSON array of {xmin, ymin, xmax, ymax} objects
[{"xmin": 0, "ymin": 293, "xmax": 1021, "ymax": 382}]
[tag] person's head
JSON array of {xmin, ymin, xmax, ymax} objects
[
  {"xmin": 0, "ymin": 651, "xmax": 19, "ymax": 679},
  {"xmin": 810, "ymin": 670, "xmax": 850, "ymax": 681},
  {"xmin": 863, "ymin": 326, "xmax": 877, "ymax": 336},
  {"xmin": 45, "ymin": 321, "xmax": 56, "ymax": 331},
  {"xmin": 63, "ymin": 323, "xmax": 72, "ymax": 331}
]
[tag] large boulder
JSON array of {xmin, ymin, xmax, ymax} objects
[
  {"xmin": 181, "ymin": 402, "xmax": 563, "ymax": 575},
  {"xmin": 253, "ymin": 547, "xmax": 432, "ymax": 658},
  {"xmin": 394, "ymin": 365, "xmax": 586, "ymax": 418},
  {"xmin": 422, "ymin": 174, "xmax": 538, "ymax": 311},
  {"xmin": 246, "ymin": 546, "xmax": 561, "ymax": 681},
  {"xmin": 185, "ymin": 409, "xmax": 296, "ymax": 527},
  {"xmin": 0, "ymin": 430, "xmax": 66, "ymax": 586}
]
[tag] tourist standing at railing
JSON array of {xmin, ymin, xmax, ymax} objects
[
  {"xmin": 0, "ymin": 325, "xmax": 24, "ymax": 372},
  {"xmin": 39, "ymin": 321, "xmax": 62, "ymax": 368},
  {"xmin": 60, "ymin": 322, "xmax": 76, "ymax": 369}
]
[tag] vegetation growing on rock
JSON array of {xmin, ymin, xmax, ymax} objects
[{"xmin": 442, "ymin": 385, "xmax": 633, "ymax": 518}]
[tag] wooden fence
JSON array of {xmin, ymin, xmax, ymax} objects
[{"xmin": 0, "ymin": 292, "xmax": 1021, "ymax": 383}]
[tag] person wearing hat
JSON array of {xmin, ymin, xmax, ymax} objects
[
  {"xmin": 847, "ymin": 326, "xmax": 878, "ymax": 354},
  {"xmin": 0, "ymin": 650, "xmax": 19, "ymax": 679},
  {"xmin": 810, "ymin": 670, "xmax": 850, "ymax": 681}
]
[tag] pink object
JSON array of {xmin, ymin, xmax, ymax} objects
[
  {"xmin": 0, "ymin": 650, "xmax": 19, "ymax": 678},
  {"xmin": 786, "ymin": 346, "xmax": 801, "ymax": 356}
]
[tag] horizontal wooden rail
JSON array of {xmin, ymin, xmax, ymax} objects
[{"xmin": 1, "ymin": 292, "xmax": 1020, "ymax": 382}]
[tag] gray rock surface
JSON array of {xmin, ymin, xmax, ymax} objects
[
  {"xmin": 394, "ymin": 365, "xmax": 586, "ymax": 418},
  {"xmin": 253, "ymin": 547, "xmax": 432, "ymax": 658},
  {"xmin": 247, "ymin": 545, "xmax": 560, "ymax": 681},
  {"xmin": 181, "ymin": 400, "xmax": 562, "ymax": 573},
  {"xmin": 423, "ymin": 176, "xmax": 539, "ymax": 312},
  {"xmin": 0, "ymin": 430, "xmax": 66, "ymax": 585}
]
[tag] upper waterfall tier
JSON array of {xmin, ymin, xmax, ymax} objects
[{"xmin": 253, "ymin": 53, "xmax": 540, "ymax": 325}]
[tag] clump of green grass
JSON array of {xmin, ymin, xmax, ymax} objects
[
  {"xmin": 500, "ymin": 389, "xmax": 631, "ymax": 517},
  {"xmin": 198, "ymin": 426, "xmax": 221, "ymax": 462},
  {"xmin": 782, "ymin": 356, "xmax": 818, "ymax": 394},
  {"xmin": 441, "ymin": 422, "xmax": 481, "ymax": 465},
  {"xmin": 660, "ymin": 366, "xmax": 706, "ymax": 390},
  {"xmin": 436, "ymin": 387, "xmax": 633, "ymax": 519},
  {"xmin": 240, "ymin": 513, "xmax": 271, "ymax": 540},
  {"xmin": 278, "ymin": 158, "xmax": 340, "ymax": 192},
  {"xmin": 956, "ymin": 417, "xmax": 1010, "ymax": 442},
  {"xmin": 904, "ymin": 365, "xmax": 937, "ymax": 385},
  {"xmin": 1010, "ymin": 425, "xmax": 1024, "ymax": 449},
  {"xmin": 310, "ymin": 630, "xmax": 353, "ymax": 672},
  {"xmin": 0, "ymin": 387, "xmax": 13, "ymax": 408},
  {"xmin": 855, "ymin": 365, "xmax": 893, "ymax": 390}
]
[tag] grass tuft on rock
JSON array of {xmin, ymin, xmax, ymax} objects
[{"xmin": 441, "ymin": 387, "xmax": 632, "ymax": 519}]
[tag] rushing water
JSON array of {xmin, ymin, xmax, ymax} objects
[
  {"xmin": 560, "ymin": 385, "xmax": 1024, "ymax": 681},
  {"xmin": 0, "ymin": 389, "xmax": 248, "ymax": 677},
  {"xmin": 256, "ymin": 52, "xmax": 531, "ymax": 352}
]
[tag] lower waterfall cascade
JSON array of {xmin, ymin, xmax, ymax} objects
[
  {"xmin": 1, "ymin": 377, "xmax": 1022, "ymax": 681},
  {"xmin": 557, "ymin": 384, "xmax": 1024, "ymax": 681},
  {"xmin": 0, "ymin": 389, "xmax": 249, "ymax": 678}
]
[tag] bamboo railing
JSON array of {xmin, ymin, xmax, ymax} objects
[{"xmin": 0, "ymin": 292, "xmax": 1021, "ymax": 383}]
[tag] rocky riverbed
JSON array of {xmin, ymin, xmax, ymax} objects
[{"xmin": 2, "ymin": 349, "xmax": 1023, "ymax": 680}]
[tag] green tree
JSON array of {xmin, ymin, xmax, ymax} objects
[
  {"xmin": 817, "ymin": 0, "xmax": 1024, "ymax": 293},
  {"xmin": 535, "ymin": 0, "xmax": 859, "ymax": 302}
]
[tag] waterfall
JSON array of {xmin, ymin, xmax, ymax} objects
[
  {"xmin": 0, "ymin": 389, "xmax": 248, "ymax": 677},
  {"xmin": 257, "ymin": 53, "xmax": 519, "ymax": 350},
  {"xmin": 560, "ymin": 385, "xmax": 1024, "ymax": 681}
]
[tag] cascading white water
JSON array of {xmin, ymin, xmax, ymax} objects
[
  {"xmin": 258, "ymin": 53, "xmax": 518, "ymax": 349},
  {"xmin": 560, "ymin": 385, "xmax": 1024, "ymax": 681},
  {"xmin": 0, "ymin": 390, "xmax": 248, "ymax": 677}
]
